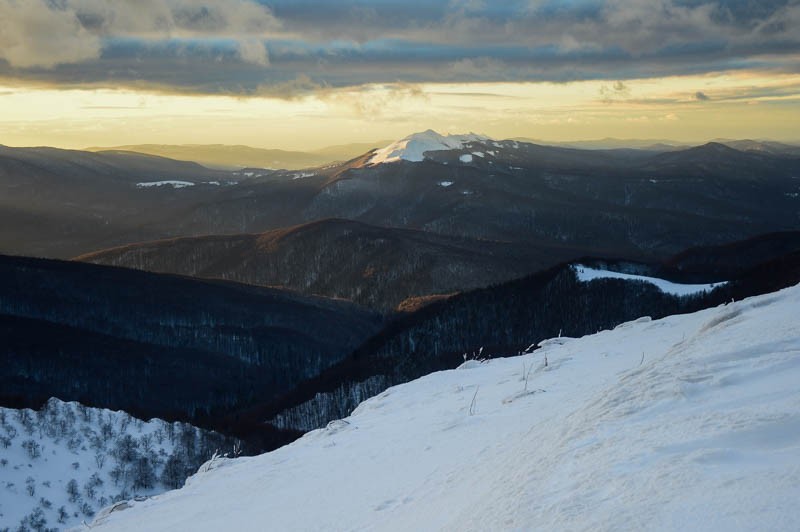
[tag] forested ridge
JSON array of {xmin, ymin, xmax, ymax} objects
[
  {"xmin": 0, "ymin": 254, "xmax": 381, "ymax": 449},
  {"xmin": 260, "ymin": 248, "xmax": 800, "ymax": 433},
  {"xmin": 2, "ymin": 234, "xmax": 799, "ymax": 453}
]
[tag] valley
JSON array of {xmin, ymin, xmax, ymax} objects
[
  {"xmin": 3, "ymin": 133, "xmax": 799, "ymax": 448},
  {"xmin": 1, "ymin": 128, "xmax": 800, "ymax": 532},
  {"xmin": 3, "ymin": 3, "xmax": 799, "ymax": 528}
]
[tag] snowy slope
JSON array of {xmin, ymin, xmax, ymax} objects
[
  {"xmin": 89, "ymin": 284, "xmax": 800, "ymax": 531},
  {"xmin": 368, "ymin": 130, "xmax": 489, "ymax": 165},
  {"xmin": 574, "ymin": 264, "xmax": 727, "ymax": 296},
  {"xmin": 0, "ymin": 399, "xmax": 235, "ymax": 531}
]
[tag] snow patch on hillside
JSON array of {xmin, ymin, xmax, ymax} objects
[
  {"xmin": 573, "ymin": 264, "xmax": 726, "ymax": 296},
  {"xmin": 291, "ymin": 172, "xmax": 315, "ymax": 180},
  {"xmin": 135, "ymin": 181, "xmax": 195, "ymax": 189},
  {"xmin": 90, "ymin": 284, "xmax": 800, "ymax": 531},
  {"xmin": 459, "ymin": 154, "xmax": 473, "ymax": 163},
  {"xmin": 368, "ymin": 130, "xmax": 489, "ymax": 165}
]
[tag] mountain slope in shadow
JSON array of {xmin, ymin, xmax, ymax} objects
[
  {"xmin": 0, "ymin": 254, "xmax": 382, "ymax": 450},
  {"xmin": 76, "ymin": 218, "xmax": 595, "ymax": 311}
]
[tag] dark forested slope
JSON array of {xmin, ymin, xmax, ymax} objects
[
  {"xmin": 256, "ymin": 243, "xmax": 800, "ymax": 434},
  {"xmin": 664, "ymin": 231, "xmax": 800, "ymax": 278},
  {"xmin": 3, "ymin": 140, "xmax": 800, "ymax": 261},
  {"xmin": 76, "ymin": 219, "xmax": 591, "ymax": 311},
  {"xmin": 0, "ymin": 254, "xmax": 382, "ymax": 448}
]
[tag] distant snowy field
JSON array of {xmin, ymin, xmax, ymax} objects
[
  {"xmin": 573, "ymin": 264, "xmax": 727, "ymax": 296},
  {"xmin": 135, "ymin": 181, "xmax": 195, "ymax": 189},
  {"xmin": 91, "ymin": 284, "xmax": 800, "ymax": 531}
]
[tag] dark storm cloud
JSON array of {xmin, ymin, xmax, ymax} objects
[{"xmin": 0, "ymin": 0, "xmax": 798, "ymax": 95}]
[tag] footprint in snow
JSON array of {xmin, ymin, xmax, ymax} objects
[{"xmin": 374, "ymin": 499, "xmax": 396, "ymax": 511}]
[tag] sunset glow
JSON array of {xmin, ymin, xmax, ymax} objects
[
  {"xmin": 1, "ymin": 0, "xmax": 798, "ymax": 149},
  {"xmin": 2, "ymin": 70, "xmax": 799, "ymax": 149}
]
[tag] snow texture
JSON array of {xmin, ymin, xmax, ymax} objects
[
  {"xmin": 438, "ymin": 181, "xmax": 454, "ymax": 187},
  {"xmin": 368, "ymin": 130, "xmax": 489, "ymax": 165},
  {"xmin": 0, "ymin": 399, "xmax": 232, "ymax": 531},
  {"xmin": 135, "ymin": 181, "xmax": 195, "ymax": 189},
  {"xmin": 459, "ymin": 154, "xmax": 473, "ymax": 163},
  {"xmin": 573, "ymin": 264, "xmax": 727, "ymax": 296},
  {"xmin": 89, "ymin": 284, "xmax": 800, "ymax": 531}
]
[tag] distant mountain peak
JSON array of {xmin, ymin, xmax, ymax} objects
[
  {"xmin": 368, "ymin": 130, "xmax": 492, "ymax": 165},
  {"xmin": 699, "ymin": 141, "xmax": 736, "ymax": 151}
]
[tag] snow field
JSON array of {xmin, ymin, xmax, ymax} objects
[
  {"xmin": 573, "ymin": 264, "xmax": 727, "ymax": 296},
  {"xmin": 135, "ymin": 181, "xmax": 195, "ymax": 189},
  {"xmin": 91, "ymin": 284, "xmax": 800, "ymax": 531}
]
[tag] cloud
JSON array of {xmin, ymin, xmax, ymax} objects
[
  {"xmin": 0, "ymin": 1, "xmax": 798, "ymax": 96},
  {"xmin": 0, "ymin": 0, "xmax": 279, "ymax": 68},
  {"xmin": 447, "ymin": 57, "xmax": 511, "ymax": 81},
  {"xmin": 695, "ymin": 91, "xmax": 710, "ymax": 101},
  {"xmin": 0, "ymin": 1, "xmax": 101, "ymax": 68},
  {"xmin": 237, "ymin": 39, "xmax": 269, "ymax": 66},
  {"xmin": 319, "ymin": 83, "xmax": 430, "ymax": 118},
  {"xmin": 255, "ymin": 74, "xmax": 327, "ymax": 99},
  {"xmin": 600, "ymin": 81, "xmax": 632, "ymax": 103},
  {"xmin": 448, "ymin": 0, "xmax": 486, "ymax": 12}
]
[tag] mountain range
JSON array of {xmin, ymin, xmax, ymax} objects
[
  {"xmin": 0, "ymin": 253, "xmax": 382, "ymax": 449},
  {"xmin": 6, "ymin": 231, "xmax": 794, "ymax": 451},
  {"xmin": 85, "ymin": 142, "xmax": 390, "ymax": 170},
  {"xmin": 83, "ymin": 280, "xmax": 800, "ymax": 531},
  {"xmin": 76, "ymin": 218, "xmax": 589, "ymax": 312},
  {"xmin": 2, "ymin": 130, "xmax": 800, "ymax": 507},
  {"xmin": 249, "ymin": 233, "xmax": 800, "ymax": 434},
  {"xmin": 3, "ymin": 132, "xmax": 799, "ymax": 263},
  {"xmin": 43, "ymin": 131, "xmax": 800, "ymax": 313},
  {"xmin": 516, "ymin": 137, "xmax": 800, "ymax": 156}
]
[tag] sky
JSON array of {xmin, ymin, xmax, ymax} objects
[{"xmin": 1, "ymin": 0, "xmax": 799, "ymax": 150}]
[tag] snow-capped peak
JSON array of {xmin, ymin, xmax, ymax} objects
[{"xmin": 367, "ymin": 130, "xmax": 491, "ymax": 165}]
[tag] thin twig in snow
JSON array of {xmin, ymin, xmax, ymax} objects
[{"xmin": 469, "ymin": 386, "xmax": 479, "ymax": 416}]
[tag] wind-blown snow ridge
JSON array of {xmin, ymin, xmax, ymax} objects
[
  {"xmin": 90, "ymin": 284, "xmax": 800, "ymax": 531},
  {"xmin": 368, "ymin": 130, "xmax": 490, "ymax": 165},
  {"xmin": 574, "ymin": 264, "xmax": 727, "ymax": 296}
]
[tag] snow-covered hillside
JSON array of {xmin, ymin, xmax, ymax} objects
[
  {"xmin": 573, "ymin": 264, "xmax": 727, "ymax": 296},
  {"xmin": 90, "ymin": 284, "xmax": 800, "ymax": 531},
  {"xmin": 0, "ymin": 399, "xmax": 236, "ymax": 531},
  {"xmin": 368, "ymin": 130, "xmax": 489, "ymax": 165}
]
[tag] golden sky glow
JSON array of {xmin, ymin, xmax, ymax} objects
[
  {"xmin": 1, "ymin": 1, "xmax": 798, "ymax": 149},
  {"xmin": 2, "ymin": 69, "xmax": 800, "ymax": 150}
]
